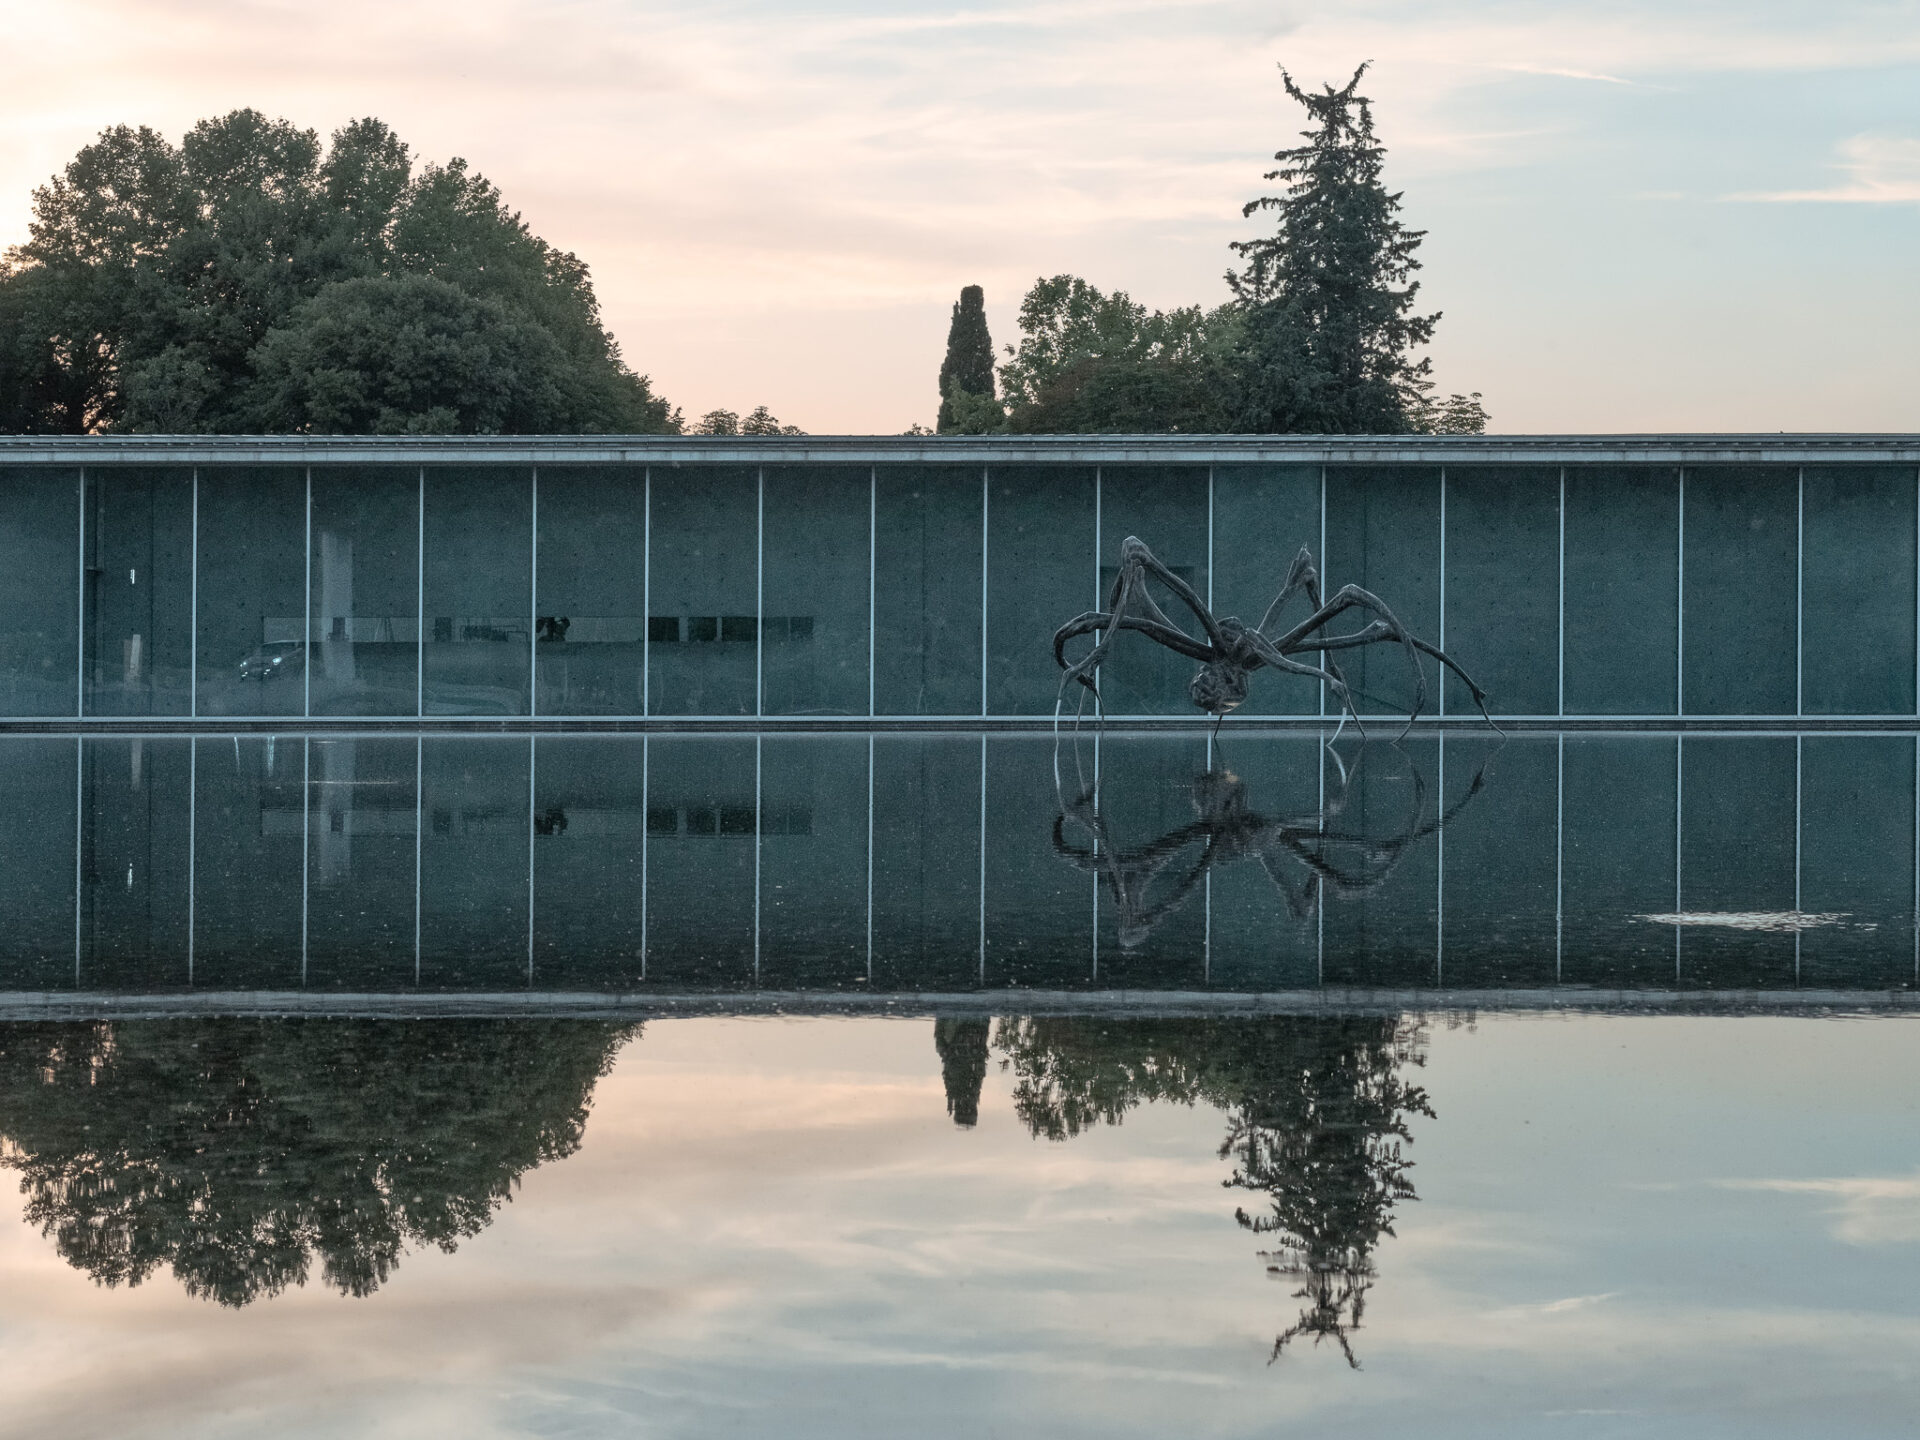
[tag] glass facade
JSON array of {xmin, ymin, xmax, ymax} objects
[{"xmin": 0, "ymin": 447, "xmax": 1905, "ymax": 719}]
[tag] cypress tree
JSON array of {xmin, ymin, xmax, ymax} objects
[
  {"xmin": 1227, "ymin": 64, "xmax": 1438, "ymax": 434},
  {"xmin": 935, "ymin": 284, "xmax": 996, "ymax": 432}
]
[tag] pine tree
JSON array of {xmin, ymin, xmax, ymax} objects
[
  {"xmin": 1227, "ymin": 64, "xmax": 1439, "ymax": 434},
  {"xmin": 935, "ymin": 284, "xmax": 996, "ymax": 433}
]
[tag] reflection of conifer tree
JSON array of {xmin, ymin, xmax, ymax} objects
[
  {"xmin": 0, "ymin": 1019, "xmax": 637, "ymax": 1306},
  {"xmin": 933, "ymin": 1018, "xmax": 990, "ymax": 1127},
  {"xmin": 993, "ymin": 1014, "xmax": 1429, "ymax": 1366}
]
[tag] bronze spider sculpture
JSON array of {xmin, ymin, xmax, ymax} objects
[{"xmin": 1053, "ymin": 536, "xmax": 1493, "ymax": 730}]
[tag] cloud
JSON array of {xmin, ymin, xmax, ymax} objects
[
  {"xmin": 1720, "ymin": 1173, "xmax": 1920, "ymax": 1245},
  {"xmin": 1733, "ymin": 133, "xmax": 1920, "ymax": 202}
]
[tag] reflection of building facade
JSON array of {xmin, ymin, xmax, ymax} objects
[
  {"xmin": 3, "ymin": 435, "xmax": 1917, "ymax": 722},
  {"xmin": 0, "ymin": 731, "xmax": 1910, "ymax": 991}
]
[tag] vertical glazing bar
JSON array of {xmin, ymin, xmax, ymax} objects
[
  {"xmin": 1438, "ymin": 467, "xmax": 1447, "ymax": 719},
  {"xmin": 304, "ymin": 468, "xmax": 312, "ymax": 718},
  {"xmin": 641, "ymin": 734, "xmax": 649, "ymax": 979},
  {"xmin": 980, "ymin": 466, "xmax": 990, "ymax": 717},
  {"xmin": 75, "ymin": 468, "xmax": 85, "ymax": 718},
  {"xmin": 1557, "ymin": 466, "xmax": 1566, "ymax": 717},
  {"xmin": 865, "ymin": 734, "xmax": 874, "ymax": 982},
  {"xmin": 978, "ymin": 733, "xmax": 987, "ymax": 979},
  {"xmin": 1317, "ymin": 736, "xmax": 1324, "ymax": 985},
  {"xmin": 868, "ymin": 466, "xmax": 877, "ymax": 719},
  {"xmin": 753, "ymin": 734, "xmax": 762, "ymax": 983},
  {"xmin": 1794, "ymin": 733, "xmax": 1802, "ymax": 982},
  {"xmin": 1555, "ymin": 731, "xmax": 1564, "ymax": 983},
  {"xmin": 1092, "ymin": 467, "xmax": 1102, "ymax": 707},
  {"xmin": 1204, "ymin": 871, "xmax": 1211, "ymax": 986},
  {"xmin": 73, "ymin": 736, "xmax": 82, "ymax": 986},
  {"xmin": 1674, "ymin": 735, "xmax": 1683, "ymax": 980},
  {"xmin": 1206, "ymin": 466, "xmax": 1215, "ymax": 610},
  {"xmin": 1319, "ymin": 464, "xmax": 1328, "ymax": 717},
  {"xmin": 1913, "ymin": 733, "xmax": 1918, "ymax": 985},
  {"xmin": 643, "ymin": 468, "xmax": 651, "ymax": 719},
  {"xmin": 755, "ymin": 467, "xmax": 765, "ymax": 719},
  {"xmin": 527, "ymin": 734, "xmax": 536, "ymax": 984},
  {"xmin": 1914, "ymin": 466, "xmax": 1919, "ymax": 719},
  {"xmin": 1796, "ymin": 466, "xmax": 1805, "ymax": 718},
  {"xmin": 187, "ymin": 739, "xmax": 196, "ymax": 986},
  {"xmin": 1091, "ymin": 729, "xmax": 1100, "ymax": 980},
  {"xmin": 1436, "ymin": 733, "xmax": 1444, "ymax": 984},
  {"xmin": 1676, "ymin": 469, "xmax": 1686, "ymax": 717},
  {"xmin": 301, "ymin": 737, "xmax": 310, "ymax": 986},
  {"xmin": 416, "ymin": 467, "xmax": 425, "ymax": 719},
  {"xmin": 530, "ymin": 466, "xmax": 539, "ymax": 718},
  {"xmin": 414, "ymin": 734, "xmax": 423, "ymax": 985},
  {"xmin": 190, "ymin": 469, "xmax": 199, "ymax": 717}
]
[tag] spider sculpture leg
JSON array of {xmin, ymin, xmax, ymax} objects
[
  {"xmin": 1052, "ymin": 537, "xmax": 1218, "ymax": 706},
  {"xmin": 1272, "ymin": 582, "xmax": 1495, "ymax": 729}
]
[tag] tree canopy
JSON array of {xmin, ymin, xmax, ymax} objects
[
  {"xmin": 935, "ymin": 284, "xmax": 996, "ymax": 433},
  {"xmin": 0, "ymin": 111, "xmax": 678, "ymax": 434},
  {"xmin": 0, "ymin": 1018, "xmax": 637, "ymax": 1305},
  {"xmin": 936, "ymin": 66, "xmax": 1486, "ymax": 436}
]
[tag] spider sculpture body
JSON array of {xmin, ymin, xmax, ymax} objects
[{"xmin": 1053, "ymin": 536, "xmax": 1492, "ymax": 728}]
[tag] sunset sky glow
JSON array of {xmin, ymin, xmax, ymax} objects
[{"xmin": 2, "ymin": 0, "xmax": 1916, "ymax": 433}]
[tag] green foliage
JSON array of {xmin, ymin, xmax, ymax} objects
[
  {"xmin": 0, "ymin": 1018, "xmax": 637, "ymax": 1305},
  {"xmin": 0, "ymin": 110, "xmax": 677, "ymax": 434},
  {"xmin": 993, "ymin": 275, "xmax": 1239, "ymax": 434},
  {"xmin": 992, "ymin": 1013, "xmax": 1431, "ymax": 1364},
  {"xmin": 935, "ymin": 284, "xmax": 996, "ymax": 433},
  {"xmin": 1227, "ymin": 65, "xmax": 1440, "ymax": 433},
  {"xmin": 933, "ymin": 1017, "xmax": 990, "ymax": 1127},
  {"xmin": 693, "ymin": 405, "xmax": 803, "ymax": 435}
]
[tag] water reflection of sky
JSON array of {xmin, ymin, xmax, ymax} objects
[{"xmin": 0, "ymin": 1013, "xmax": 1915, "ymax": 1438}]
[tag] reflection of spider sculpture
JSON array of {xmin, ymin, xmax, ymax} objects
[
  {"xmin": 1053, "ymin": 536, "xmax": 1493, "ymax": 728},
  {"xmin": 1052, "ymin": 745, "xmax": 1489, "ymax": 951}
]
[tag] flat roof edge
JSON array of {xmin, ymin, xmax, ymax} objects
[{"xmin": 4, "ymin": 434, "xmax": 1920, "ymax": 465}]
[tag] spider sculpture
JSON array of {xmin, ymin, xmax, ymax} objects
[
  {"xmin": 1053, "ymin": 536, "xmax": 1493, "ymax": 730},
  {"xmin": 1052, "ymin": 743, "xmax": 1489, "ymax": 952}
]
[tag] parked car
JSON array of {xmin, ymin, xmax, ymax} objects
[{"xmin": 237, "ymin": 640, "xmax": 306, "ymax": 681}]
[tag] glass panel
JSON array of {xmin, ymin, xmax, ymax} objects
[
  {"xmin": 1203, "ymin": 734, "xmax": 1324, "ymax": 988},
  {"xmin": 641, "ymin": 737, "xmax": 757, "ymax": 984},
  {"xmin": 1803, "ymin": 465, "xmax": 1917, "ymax": 715},
  {"xmin": 531, "ymin": 736, "xmax": 646, "ymax": 988},
  {"xmin": 83, "ymin": 467, "xmax": 192, "ymax": 715},
  {"xmin": 758, "ymin": 736, "xmax": 868, "ymax": 985},
  {"xmin": 1437, "ymin": 736, "xmax": 1556, "ymax": 984},
  {"xmin": 1800, "ymin": 736, "xmax": 1915, "ymax": 985},
  {"xmin": 309, "ymin": 466, "xmax": 419, "ymax": 716},
  {"xmin": 648, "ymin": 466, "xmax": 758, "ymax": 716},
  {"xmin": 80, "ymin": 737, "xmax": 190, "ymax": 989},
  {"xmin": 873, "ymin": 465, "xmax": 982, "ymax": 717},
  {"xmin": 763, "ymin": 466, "xmax": 869, "ymax": 716},
  {"xmin": 1319, "ymin": 737, "xmax": 1441, "ymax": 984},
  {"xmin": 424, "ymin": 466, "xmax": 530, "ymax": 716},
  {"xmin": 195, "ymin": 466, "xmax": 306, "ymax": 718},
  {"xmin": 533, "ymin": 465, "xmax": 646, "ymax": 717},
  {"xmin": 1210, "ymin": 464, "xmax": 1321, "ymax": 717},
  {"xmin": 987, "ymin": 465, "xmax": 1094, "ymax": 717},
  {"xmin": 1443, "ymin": 466, "xmax": 1557, "ymax": 717},
  {"xmin": 1096, "ymin": 466, "xmax": 1208, "ymax": 717},
  {"xmin": 1560, "ymin": 736, "xmax": 1677, "ymax": 985},
  {"xmin": 0, "ymin": 737, "xmax": 77, "ymax": 986},
  {"xmin": 306, "ymin": 737, "xmax": 418, "ymax": 987},
  {"xmin": 1563, "ymin": 467, "xmax": 1678, "ymax": 717},
  {"xmin": 1324, "ymin": 467, "xmax": 1440, "ymax": 718},
  {"xmin": 1090, "ymin": 734, "xmax": 1209, "ymax": 983},
  {"xmin": 419, "ymin": 738, "xmax": 530, "ymax": 987},
  {"xmin": 1682, "ymin": 466, "xmax": 1796, "ymax": 716},
  {"xmin": 984, "ymin": 734, "xmax": 1093, "ymax": 985},
  {"xmin": 871, "ymin": 736, "xmax": 982, "ymax": 989},
  {"xmin": 1679, "ymin": 737, "xmax": 1795, "ymax": 984},
  {"xmin": 0, "ymin": 467, "xmax": 78, "ymax": 716},
  {"xmin": 190, "ymin": 736, "xmax": 303, "ymax": 988}
]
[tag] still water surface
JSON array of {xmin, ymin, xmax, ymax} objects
[{"xmin": 0, "ymin": 1012, "xmax": 1915, "ymax": 1438}]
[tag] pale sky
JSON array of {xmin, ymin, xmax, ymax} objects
[{"xmin": 2, "ymin": 0, "xmax": 1918, "ymax": 434}]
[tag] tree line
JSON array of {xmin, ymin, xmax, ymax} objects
[
  {"xmin": 0, "ymin": 65, "xmax": 1481, "ymax": 436},
  {"xmin": 933, "ymin": 65, "xmax": 1487, "ymax": 435}
]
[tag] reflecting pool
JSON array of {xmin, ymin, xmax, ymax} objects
[{"xmin": 0, "ymin": 1011, "xmax": 1914, "ymax": 1438}]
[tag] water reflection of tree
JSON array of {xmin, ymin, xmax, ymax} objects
[
  {"xmin": 995, "ymin": 1013, "xmax": 1430, "ymax": 1366},
  {"xmin": 0, "ymin": 1019, "xmax": 637, "ymax": 1306}
]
